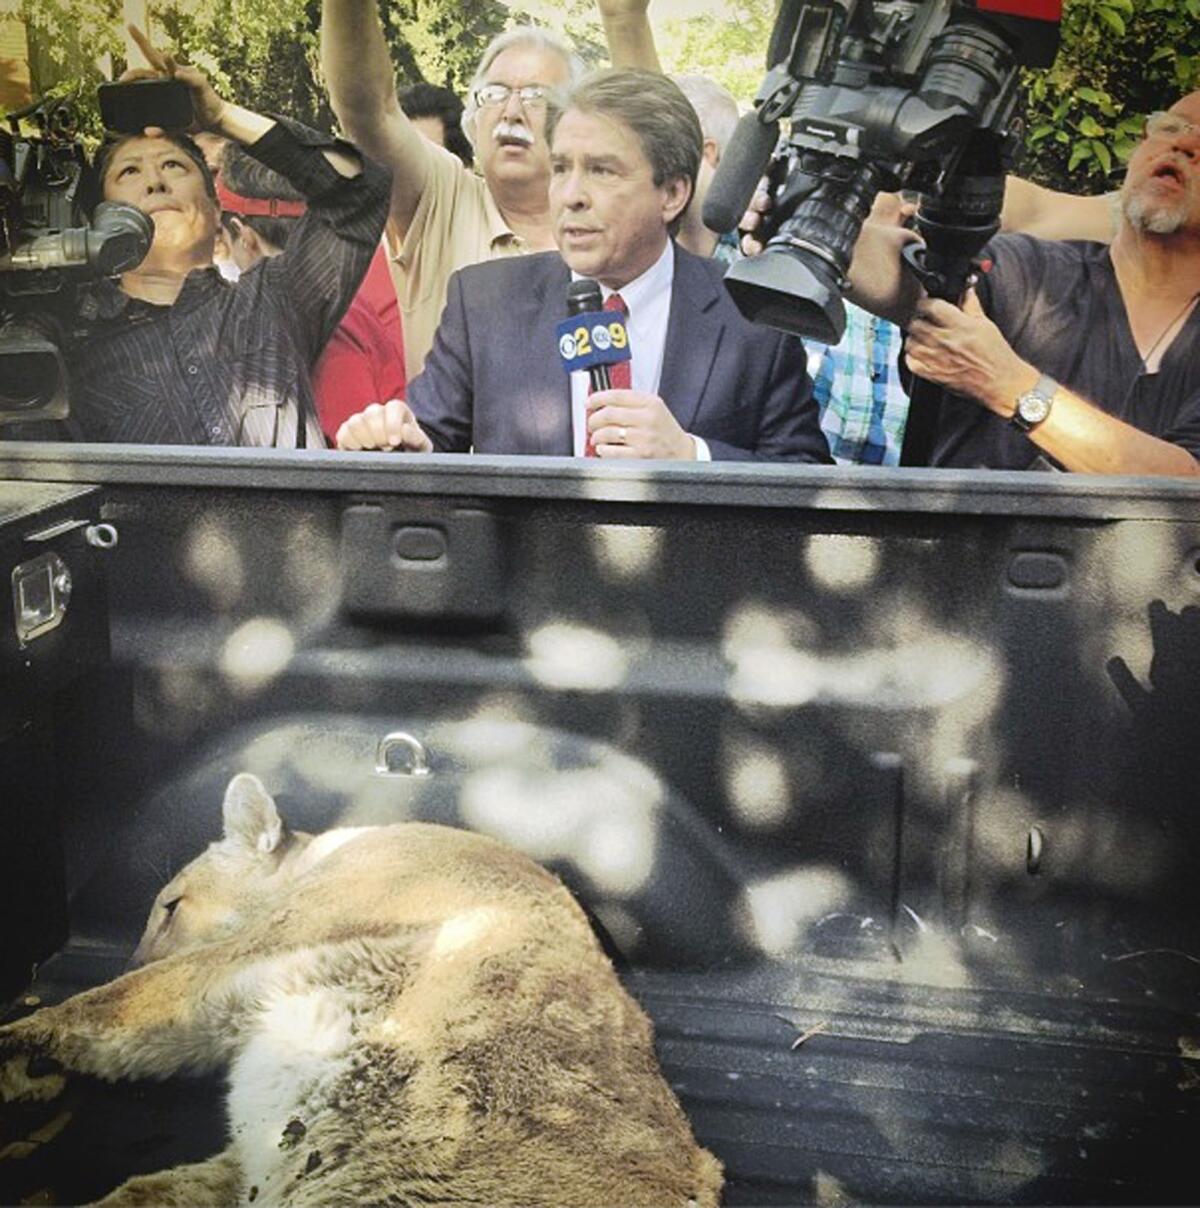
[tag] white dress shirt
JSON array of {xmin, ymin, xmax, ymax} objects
[{"xmin": 569, "ymin": 240, "xmax": 711, "ymax": 460}]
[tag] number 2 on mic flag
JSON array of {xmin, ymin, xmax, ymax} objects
[{"xmin": 556, "ymin": 312, "xmax": 632, "ymax": 374}]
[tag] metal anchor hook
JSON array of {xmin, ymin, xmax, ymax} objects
[{"xmin": 375, "ymin": 731, "xmax": 433, "ymax": 777}]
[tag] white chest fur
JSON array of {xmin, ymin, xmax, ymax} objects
[{"xmin": 226, "ymin": 988, "xmax": 354, "ymax": 1206}]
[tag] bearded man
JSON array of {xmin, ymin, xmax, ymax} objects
[{"xmin": 856, "ymin": 90, "xmax": 1200, "ymax": 475}]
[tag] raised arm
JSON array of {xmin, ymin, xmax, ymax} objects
[
  {"xmin": 321, "ymin": 0, "xmax": 433, "ymax": 238},
  {"xmin": 251, "ymin": 116, "xmax": 392, "ymax": 368},
  {"xmin": 124, "ymin": 25, "xmax": 359, "ymax": 178},
  {"xmin": 137, "ymin": 27, "xmax": 393, "ymax": 370},
  {"xmin": 598, "ymin": 0, "xmax": 662, "ymax": 72},
  {"xmin": 1000, "ymin": 175, "xmax": 1116, "ymax": 241}
]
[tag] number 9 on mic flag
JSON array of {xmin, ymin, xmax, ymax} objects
[{"xmin": 556, "ymin": 311, "xmax": 632, "ymax": 375}]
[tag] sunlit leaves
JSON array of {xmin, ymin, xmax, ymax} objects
[
  {"xmin": 1020, "ymin": 0, "xmax": 1200, "ymax": 193},
  {"xmin": 15, "ymin": 0, "xmax": 508, "ymax": 133}
]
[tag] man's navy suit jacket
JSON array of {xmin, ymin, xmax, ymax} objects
[{"xmin": 405, "ymin": 243, "xmax": 832, "ymax": 462}]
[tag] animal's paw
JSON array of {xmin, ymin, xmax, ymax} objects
[
  {"xmin": 0, "ymin": 1024, "xmax": 73, "ymax": 1178},
  {"xmin": 0, "ymin": 1027, "xmax": 65, "ymax": 1106}
]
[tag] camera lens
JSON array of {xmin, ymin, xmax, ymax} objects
[
  {"xmin": 724, "ymin": 241, "xmax": 846, "ymax": 344},
  {"xmin": 722, "ymin": 168, "xmax": 881, "ymax": 344},
  {"xmin": 0, "ymin": 347, "xmax": 63, "ymax": 410},
  {"xmin": 0, "ymin": 316, "xmax": 68, "ymax": 414},
  {"xmin": 89, "ymin": 202, "xmax": 154, "ymax": 275}
]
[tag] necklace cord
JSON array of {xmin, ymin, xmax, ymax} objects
[{"xmin": 1138, "ymin": 289, "xmax": 1200, "ymax": 374}]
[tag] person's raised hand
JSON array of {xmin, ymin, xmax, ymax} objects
[
  {"xmin": 586, "ymin": 389, "xmax": 696, "ymax": 460},
  {"xmin": 119, "ymin": 24, "xmax": 227, "ymax": 132},
  {"xmin": 335, "ymin": 398, "xmax": 433, "ymax": 452}
]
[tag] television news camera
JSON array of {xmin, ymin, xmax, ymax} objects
[
  {"xmin": 0, "ymin": 97, "xmax": 152, "ymax": 426},
  {"xmin": 702, "ymin": 0, "xmax": 1062, "ymax": 463}
]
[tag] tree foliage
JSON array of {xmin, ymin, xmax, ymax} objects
[
  {"xmin": 503, "ymin": 0, "xmax": 610, "ymax": 68},
  {"xmin": 15, "ymin": 0, "xmax": 508, "ymax": 136},
  {"xmin": 655, "ymin": 0, "xmax": 773, "ymax": 105},
  {"xmin": 19, "ymin": 0, "xmax": 125, "ymax": 126},
  {"xmin": 1020, "ymin": 0, "xmax": 1200, "ymax": 193},
  {"xmin": 11, "ymin": 0, "xmax": 1200, "ymax": 192},
  {"xmin": 380, "ymin": 0, "xmax": 508, "ymax": 93}
]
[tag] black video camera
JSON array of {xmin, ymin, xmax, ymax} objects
[
  {"xmin": 704, "ymin": 0, "xmax": 1061, "ymax": 347},
  {"xmin": 0, "ymin": 97, "xmax": 153, "ymax": 425}
]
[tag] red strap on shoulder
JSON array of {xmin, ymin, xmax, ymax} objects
[{"xmin": 215, "ymin": 179, "xmax": 308, "ymax": 219}]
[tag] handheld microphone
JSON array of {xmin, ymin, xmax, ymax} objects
[
  {"xmin": 558, "ymin": 278, "xmax": 632, "ymax": 457},
  {"xmin": 556, "ymin": 279, "xmax": 631, "ymax": 393}
]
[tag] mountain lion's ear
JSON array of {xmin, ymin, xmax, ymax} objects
[{"xmin": 222, "ymin": 773, "xmax": 284, "ymax": 856}]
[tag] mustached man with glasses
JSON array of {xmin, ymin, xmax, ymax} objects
[
  {"xmin": 334, "ymin": 71, "xmax": 831, "ymax": 465},
  {"xmin": 323, "ymin": 2, "xmax": 595, "ymax": 380},
  {"xmin": 850, "ymin": 92, "xmax": 1200, "ymax": 475}
]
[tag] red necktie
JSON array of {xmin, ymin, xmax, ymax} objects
[{"xmin": 585, "ymin": 292, "xmax": 630, "ymax": 457}]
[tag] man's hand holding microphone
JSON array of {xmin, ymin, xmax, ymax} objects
[{"xmin": 586, "ymin": 391, "xmax": 697, "ymax": 459}]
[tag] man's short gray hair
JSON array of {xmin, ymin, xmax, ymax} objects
[
  {"xmin": 670, "ymin": 74, "xmax": 740, "ymax": 155},
  {"xmin": 461, "ymin": 26, "xmax": 587, "ymax": 149}
]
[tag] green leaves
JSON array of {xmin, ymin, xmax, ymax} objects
[
  {"xmin": 16, "ymin": 0, "xmax": 509, "ymax": 134},
  {"xmin": 1020, "ymin": 0, "xmax": 1200, "ymax": 194},
  {"xmin": 12, "ymin": 0, "xmax": 1200, "ymax": 196}
]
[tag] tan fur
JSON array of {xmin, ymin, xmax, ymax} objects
[{"xmin": 0, "ymin": 774, "xmax": 723, "ymax": 1207}]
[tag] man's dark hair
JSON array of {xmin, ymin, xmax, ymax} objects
[
  {"xmin": 399, "ymin": 82, "xmax": 474, "ymax": 169},
  {"xmin": 219, "ymin": 145, "xmax": 304, "ymax": 250},
  {"xmin": 90, "ymin": 130, "xmax": 216, "ymax": 214},
  {"xmin": 546, "ymin": 69, "xmax": 701, "ymax": 236}
]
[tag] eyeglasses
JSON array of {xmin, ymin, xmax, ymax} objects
[
  {"xmin": 1144, "ymin": 111, "xmax": 1200, "ymax": 141},
  {"xmin": 473, "ymin": 83, "xmax": 552, "ymax": 109}
]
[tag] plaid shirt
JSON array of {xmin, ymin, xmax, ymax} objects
[
  {"xmin": 712, "ymin": 238, "xmax": 908, "ymax": 465},
  {"xmin": 808, "ymin": 302, "xmax": 910, "ymax": 466},
  {"xmin": 64, "ymin": 117, "xmax": 390, "ymax": 447}
]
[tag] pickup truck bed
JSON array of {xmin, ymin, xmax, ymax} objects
[{"xmin": 2, "ymin": 446, "xmax": 1197, "ymax": 1205}]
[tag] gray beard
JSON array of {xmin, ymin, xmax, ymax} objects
[{"xmin": 1123, "ymin": 189, "xmax": 1188, "ymax": 235}]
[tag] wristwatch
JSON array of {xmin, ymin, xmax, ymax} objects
[{"xmin": 1011, "ymin": 374, "xmax": 1059, "ymax": 433}]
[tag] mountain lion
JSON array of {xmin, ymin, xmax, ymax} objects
[{"xmin": 0, "ymin": 773, "xmax": 723, "ymax": 1207}]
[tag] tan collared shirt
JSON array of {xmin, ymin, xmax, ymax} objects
[{"xmin": 387, "ymin": 142, "xmax": 527, "ymax": 379}]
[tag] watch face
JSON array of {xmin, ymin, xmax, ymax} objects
[{"xmin": 1018, "ymin": 393, "xmax": 1052, "ymax": 426}]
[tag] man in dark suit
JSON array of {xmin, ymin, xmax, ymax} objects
[{"xmin": 335, "ymin": 69, "xmax": 830, "ymax": 463}]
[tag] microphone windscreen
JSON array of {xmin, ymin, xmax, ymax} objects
[
  {"xmin": 567, "ymin": 278, "xmax": 604, "ymax": 316},
  {"xmin": 702, "ymin": 110, "xmax": 780, "ymax": 237}
]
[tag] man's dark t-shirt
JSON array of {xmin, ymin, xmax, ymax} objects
[{"xmin": 928, "ymin": 234, "xmax": 1200, "ymax": 470}]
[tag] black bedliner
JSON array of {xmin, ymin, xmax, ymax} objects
[{"xmin": 2, "ymin": 447, "xmax": 1198, "ymax": 1205}]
